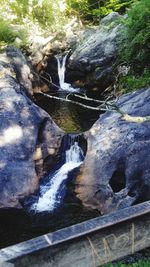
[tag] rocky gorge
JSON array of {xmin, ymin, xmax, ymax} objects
[
  {"xmin": 33, "ymin": 12, "xmax": 123, "ymax": 94},
  {"xmin": 0, "ymin": 11, "xmax": 150, "ymax": 219}
]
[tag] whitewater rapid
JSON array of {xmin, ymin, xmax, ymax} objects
[
  {"xmin": 32, "ymin": 141, "xmax": 83, "ymax": 212},
  {"xmin": 55, "ymin": 54, "xmax": 79, "ymax": 92}
]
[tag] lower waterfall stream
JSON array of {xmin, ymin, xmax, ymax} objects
[
  {"xmin": 32, "ymin": 139, "xmax": 84, "ymax": 213},
  {"xmin": 0, "ymin": 136, "xmax": 99, "ymax": 249}
]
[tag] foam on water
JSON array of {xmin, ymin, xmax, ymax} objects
[
  {"xmin": 55, "ymin": 54, "xmax": 79, "ymax": 92},
  {"xmin": 32, "ymin": 141, "xmax": 83, "ymax": 212}
]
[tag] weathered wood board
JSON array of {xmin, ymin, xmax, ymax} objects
[{"xmin": 0, "ymin": 201, "xmax": 150, "ymax": 267}]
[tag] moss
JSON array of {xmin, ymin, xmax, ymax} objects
[
  {"xmin": 0, "ymin": 69, "xmax": 16, "ymax": 79},
  {"xmin": 0, "ymin": 70, "xmax": 5, "ymax": 78},
  {"xmin": 118, "ymin": 69, "xmax": 150, "ymax": 94},
  {"xmin": 56, "ymin": 116, "xmax": 81, "ymax": 133}
]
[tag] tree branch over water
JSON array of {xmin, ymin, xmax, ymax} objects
[
  {"xmin": 39, "ymin": 92, "xmax": 150, "ymax": 123},
  {"xmin": 37, "ymin": 72, "xmax": 150, "ymax": 123},
  {"xmin": 39, "ymin": 92, "xmax": 109, "ymax": 111}
]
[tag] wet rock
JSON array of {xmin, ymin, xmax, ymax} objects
[
  {"xmin": 0, "ymin": 49, "xmax": 64, "ymax": 209},
  {"xmin": 75, "ymin": 88, "xmax": 150, "ymax": 214}
]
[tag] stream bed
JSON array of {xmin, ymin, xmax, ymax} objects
[{"xmin": 0, "ymin": 54, "xmax": 102, "ymax": 249}]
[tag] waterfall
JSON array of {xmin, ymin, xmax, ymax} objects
[
  {"xmin": 31, "ymin": 140, "xmax": 84, "ymax": 213},
  {"xmin": 55, "ymin": 54, "xmax": 79, "ymax": 92},
  {"xmin": 56, "ymin": 53, "xmax": 68, "ymax": 90}
]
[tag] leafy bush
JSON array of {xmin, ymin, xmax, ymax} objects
[
  {"xmin": 0, "ymin": 18, "xmax": 17, "ymax": 44},
  {"xmin": 66, "ymin": 0, "xmax": 134, "ymax": 22},
  {"xmin": 0, "ymin": 0, "xmax": 67, "ymax": 31},
  {"xmin": 115, "ymin": 0, "xmax": 150, "ymax": 93},
  {"xmin": 8, "ymin": 0, "xmax": 29, "ymax": 23},
  {"xmin": 32, "ymin": 0, "xmax": 67, "ymax": 30},
  {"xmin": 0, "ymin": 17, "xmax": 27, "ymax": 48},
  {"xmin": 118, "ymin": 69, "xmax": 150, "ymax": 93},
  {"xmin": 104, "ymin": 256, "xmax": 150, "ymax": 266},
  {"xmin": 91, "ymin": 0, "xmax": 134, "ymax": 21},
  {"xmin": 119, "ymin": 0, "xmax": 150, "ymax": 73}
]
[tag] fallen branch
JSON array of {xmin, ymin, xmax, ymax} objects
[
  {"xmin": 39, "ymin": 92, "xmax": 150, "ymax": 123},
  {"xmin": 122, "ymin": 113, "xmax": 150, "ymax": 123},
  {"xmin": 35, "ymin": 71, "xmax": 150, "ymax": 123},
  {"xmin": 39, "ymin": 92, "xmax": 108, "ymax": 111},
  {"xmin": 39, "ymin": 73, "xmax": 61, "ymax": 90},
  {"xmin": 72, "ymin": 93, "xmax": 106, "ymax": 104}
]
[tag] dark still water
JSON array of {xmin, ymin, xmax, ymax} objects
[
  {"xmin": 0, "ymin": 205, "xmax": 100, "ymax": 249},
  {"xmin": 34, "ymin": 91, "xmax": 101, "ymax": 132}
]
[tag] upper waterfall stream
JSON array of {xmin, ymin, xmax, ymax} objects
[
  {"xmin": 55, "ymin": 54, "xmax": 79, "ymax": 92},
  {"xmin": 35, "ymin": 52, "xmax": 100, "ymax": 132}
]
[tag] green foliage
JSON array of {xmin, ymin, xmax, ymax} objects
[
  {"xmin": 103, "ymin": 257, "xmax": 150, "ymax": 266},
  {"xmin": 0, "ymin": 18, "xmax": 17, "ymax": 44},
  {"xmin": 8, "ymin": 0, "xmax": 29, "ymax": 23},
  {"xmin": 66, "ymin": 0, "xmax": 91, "ymax": 20},
  {"xmin": 116, "ymin": 0, "xmax": 150, "ymax": 93},
  {"xmin": 31, "ymin": 1, "xmax": 67, "ymax": 30},
  {"xmin": 0, "ymin": 0, "xmax": 68, "ymax": 33},
  {"xmin": 91, "ymin": 0, "xmax": 134, "ymax": 20},
  {"xmin": 118, "ymin": 69, "xmax": 150, "ymax": 93},
  {"xmin": 119, "ymin": 0, "xmax": 150, "ymax": 73},
  {"xmin": 0, "ymin": 17, "xmax": 27, "ymax": 48},
  {"xmin": 32, "ymin": 1, "xmax": 55, "ymax": 27},
  {"xmin": 66, "ymin": 0, "xmax": 134, "ymax": 22}
]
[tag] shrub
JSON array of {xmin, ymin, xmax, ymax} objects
[
  {"xmin": 0, "ymin": 17, "xmax": 27, "ymax": 48},
  {"xmin": 118, "ymin": 69, "xmax": 150, "ymax": 93},
  {"xmin": 104, "ymin": 256, "xmax": 150, "ymax": 266},
  {"xmin": 0, "ymin": 18, "xmax": 17, "ymax": 44},
  {"xmin": 32, "ymin": 1, "xmax": 67, "ymax": 30},
  {"xmin": 66, "ymin": 0, "xmax": 134, "ymax": 22},
  {"xmin": 0, "ymin": 0, "xmax": 68, "ymax": 32},
  {"xmin": 119, "ymin": 0, "xmax": 150, "ymax": 73},
  {"xmin": 8, "ymin": 0, "xmax": 29, "ymax": 23}
]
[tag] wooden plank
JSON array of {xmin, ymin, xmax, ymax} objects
[{"xmin": 0, "ymin": 201, "xmax": 150, "ymax": 267}]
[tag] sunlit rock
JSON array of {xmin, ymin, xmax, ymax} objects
[
  {"xmin": 67, "ymin": 12, "xmax": 124, "ymax": 91},
  {"xmin": 75, "ymin": 88, "xmax": 150, "ymax": 214},
  {"xmin": 0, "ymin": 48, "xmax": 64, "ymax": 209}
]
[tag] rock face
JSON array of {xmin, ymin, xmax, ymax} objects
[
  {"xmin": 75, "ymin": 88, "xmax": 150, "ymax": 214},
  {"xmin": 67, "ymin": 12, "xmax": 123, "ymax": 91},
  {"xmin": 0, "ymin": 48, "xmax": 64, "ymax": 209}
]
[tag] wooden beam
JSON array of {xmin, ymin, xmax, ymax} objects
[{"xmin": 1, "ymin": 201, "xmax": 150, "ymax": 267}]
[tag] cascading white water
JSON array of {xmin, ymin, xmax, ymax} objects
[
  {"xmin": 56, "ymin": 53, "xmax": 68, "ymax": 90},
  {"xmin": 55, "ymin": 54, "xmax": 79, "ymax": 92},
  {"xmin": 32, "ymin": 141, "xmax": 83, "ymax": 212}
]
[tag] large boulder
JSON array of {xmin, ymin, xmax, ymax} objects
[
  {"xmin": 75, "ymin": 88, "xmax": 150, "ymax": 214},
  {"xmin": 0, "ymin": 48, "xmax": 64, "ymax": 209},
  {"xmin": 67, "ymin": 12, "xmax": 123, "ymax": 91}
]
